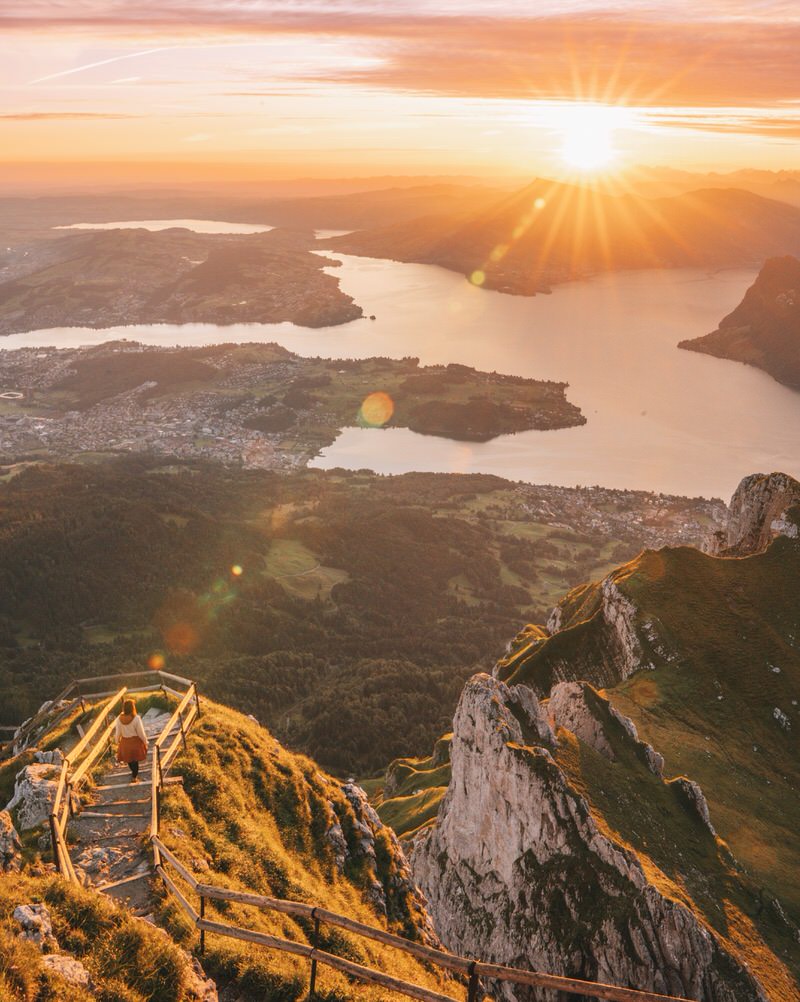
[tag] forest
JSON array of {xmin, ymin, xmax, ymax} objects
[{"xmin": 0, "ymin": 458, "xmax": 700, "ymax": 773}]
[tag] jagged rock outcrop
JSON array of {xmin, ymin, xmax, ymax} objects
[
  {"xmin": 707, "ymin": 472, "xmax": 800, "ymax": 556},
  {"xmin": 4, "ymin": 761, "xmax": 61, "ymax": 830},
  {"xmin": 325, "ymin": 779, "xmax": 438, "ymax": 944},
  {"xmin": 547, "ymin": 682, "xmax": 664, "ymax": 777},
  {"xmin": 0, "ymin": 809, "xmax": 22, "ymax": 871},
  {"xmin": 412, "ymin": 675, "xmax": 769, "ymax": 1002}
]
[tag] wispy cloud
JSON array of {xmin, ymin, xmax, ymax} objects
[
  {"xmin": 9, "ymin": 7, "xmax": 800, "ymax": 111},
  {"xmin": 0, "ymin": 111, "xmax": 139, "ymax": 120}
]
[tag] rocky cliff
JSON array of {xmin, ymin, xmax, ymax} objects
[
  {"xmin": 403, "ymin": 472, "xmax": 800, "ymax": 1000},
  {"xmin": 706, "ymin": 471, "xmax": 800, "ymax": 556},
  {"xmin": 411, "ymin": 675, "xmax": 793, "ymax": 1001}
]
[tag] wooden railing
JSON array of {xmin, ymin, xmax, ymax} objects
[
  {"xmin": 149, "ymin": 681, "xmax": 200, "ymax": 864},
  {"xmin": 39, "ymin": 669, "xmax": 198, "ymax": 882},
  {"xmin": 1, "ymin": 668, "xmax": 200, "ymax": 759},
  {"xmin": 152, "ymin": 833, "xmax": 694, "ymax": 1002},
  {"xmin": 49, "ymin": 685, "xmax": 129, "ymax": 881}
]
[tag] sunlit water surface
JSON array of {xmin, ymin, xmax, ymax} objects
[{"xmin": 7, "ymin": 239, "xmax": 799, "ymax": 498}]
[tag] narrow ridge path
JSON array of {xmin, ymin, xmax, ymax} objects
[{"xmin": 67, "ymin": 709, "xmax": 182, "ymax": 913}]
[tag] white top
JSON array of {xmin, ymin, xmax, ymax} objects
[{"xmin": 115, "ymin": 715, "xmax": 148, "ymax": 744}]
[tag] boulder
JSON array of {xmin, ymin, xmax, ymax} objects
[
  {"xmin": 4, "ymin": 762, "xmax": 61, "ymax": 830},
  {"xmin": 42, "ymin": 954, "xmax": 91, "ymax": 988},
  {"xmin": 13, "ymin": 903, "xmax": 58, "ymax": 951}
]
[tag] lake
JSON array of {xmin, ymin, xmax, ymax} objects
[{"xmin": 6, "ymin": 224, "xmax": 800, "ymax": 498}]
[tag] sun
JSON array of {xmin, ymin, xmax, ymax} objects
[{"xmin": 558, "ymin": 103, "xmax": 630, "ymax": 172}]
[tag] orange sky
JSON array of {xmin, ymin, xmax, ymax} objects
[{"xmin": 2, "ymin": 2, "xmax": 799, "ymax": 186}]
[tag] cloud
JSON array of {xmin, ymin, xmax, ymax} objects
[
  {"xmin": 0, "ymin": 111, "xmax": 139, "ymax": 120},
  {"xmin": 4, "ymin": 4, "xmax": 800, "ymax": 113}
]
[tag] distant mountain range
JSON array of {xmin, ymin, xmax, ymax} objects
[
  {"xmin": 680, "ymin": 255, "xmax": 800, "ymax": 390},
  {"xmin": 322, "ymin": 180, "xmax": 800, "ymax": 294}
]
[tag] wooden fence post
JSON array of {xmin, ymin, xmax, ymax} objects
[
  {"xmin": 309, "ymin": 908, "xmax": 320, "ymax": 996},
  {"xmin": 48, "ymin": 813, "xmax": 61, "ymax": 874},
  {"xmin": 467, "ymin": 962, "xmax": 479, "ymax": 1002},
  {"xmin": 200, "ymin": 895, "xmax": 206, "ymax": 955}
]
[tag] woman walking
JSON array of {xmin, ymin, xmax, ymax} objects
[{"xmin": 115, "ymin": 698, "xmax": 148, "ymax": 784}]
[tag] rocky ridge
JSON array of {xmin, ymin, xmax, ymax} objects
[
  {"xmin": 411, "ymin": 675, "xmax": 774, "ymax": 1001},
  {"xmin": 706, "ymin": 471, "xmax": 800, "ymax": 555},
  {"xmin": 399, "ymin": 471, "xmax": 800, "ymax": 1000}
]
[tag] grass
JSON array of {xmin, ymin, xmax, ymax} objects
[
  {"xmin": 0, "ymin": 871, "xmax": 190, "ymax": 1002},
  {"xmin": 152, "ymin": 699, "xmax": 460, "ymax": 1002},
  {"xmin": 553, "ymin": 685, "xmax": 800, "ymax": 1000},
  {"xmin": 375, "ymin": 738, "xmax": 452, "ymax": 839}
]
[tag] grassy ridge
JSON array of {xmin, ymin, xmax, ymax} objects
[{"xmin": 154, "ymin": 699, "xmax": 455, "ymax": 1001}]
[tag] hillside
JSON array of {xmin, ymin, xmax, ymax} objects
[
  {"xmin": 679, "ymin": 256, "xmax": 800, "ymax": 390},
  {"xmin": 381, "ymin": 473, "xmax": 800, "ymax": 999},
  {"xmin": 322, "ymin": 181, "xmax": 800, "ymax": 295},
  {"xmin": 0, "ymin": 459, "xmax": 719, "ymax": 774},
  {"xmin": 0, "ymin": 227, "xmax": 360, "ymax": 334},
  {"xmin": 0, "ymin": 694, "xmax": 450, "ymax": 1002}
]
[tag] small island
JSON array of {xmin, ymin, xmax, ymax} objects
[
  {"xmin": 0, "ymin": 343, "xmax": 585, "ymax": 470},
  {"xmin": 679, "ymin": 255, "xmax": 800, "ymax": 390}
]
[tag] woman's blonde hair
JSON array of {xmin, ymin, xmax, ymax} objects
[{"xmin": 122, "ymin": 698, "xmax": 137, "ymax": 716}]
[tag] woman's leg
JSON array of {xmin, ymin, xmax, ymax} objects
[{"xmin": 128, "ymin": 760, "xmax": 139, "ymax": 781}]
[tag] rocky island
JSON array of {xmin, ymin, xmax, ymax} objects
[{"xmin": 679, "ymin": 255, "xmax": 800, "ymax": 390}]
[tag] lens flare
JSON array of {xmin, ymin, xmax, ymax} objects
[
  {"xmin": 231, "ymin": 564, "xmax": 243, "ymax": 577},
  {"xmin": 164, "ymin": 621, "xmax": 199, "ymax": 655},
  {"xmin": 470, "ymin": 270, "xmax": 486, "ymax": 286},
  {"xmin": 148, "ymin": 652, "xmax": 165, "ymax": 670},
  {"xmin": 358, "ymin": 391, "xmax": 394, "ymax": 427}
]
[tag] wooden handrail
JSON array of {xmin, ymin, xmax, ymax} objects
[
  {"xmin": 66, "ymin": 687, "xmax": 127, "ymax": 766},
  {"xmin": 474, "ymin": 963, "xmax": 695, "ymax": 1002},
  {"xmin": 155, "ymin": 685, "xmax": 196, "ymax": 749},
  {"xmin": 155, "ymin": 831, "xmax": 695, "ymax": 1002}
]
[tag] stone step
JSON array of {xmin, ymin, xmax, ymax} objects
[
  {"xmin": 79, "ymin": 810, "xmax": 149, "ymax": 819},
  {"xmin": 95, "ymin": 780, "xmax": 153, "ymax": 791},
  {"xmin": 96, "ymin": 870, "xmax": 151, "ymax": 893}
]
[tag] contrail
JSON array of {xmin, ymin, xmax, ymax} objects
[{"xmin": 28, "ymin": 48, "xmax": 171, "ymax": 85}]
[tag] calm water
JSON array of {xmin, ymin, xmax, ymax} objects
[{"xmin": 6, "ymin": 242, "xmax": 799, "ymax": 498}]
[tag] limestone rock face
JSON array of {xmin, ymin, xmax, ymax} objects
[
  {"xmin": 709, "ymin": 472, "xmax": 800, "ymax": 556},
  {"xmin": 324, "ymin": 779, "xmax": 437, "ymax": 944},
  {"xmin": 411, "ymin": 674, "xmax": 768, "ymax": 1002},
  {"xmin": 4, "ymin": 762, "xmax": 61, "ymax": 830},
  {"xmin": 0, "ymin": 810, "xmax": 22, "ymax": 871}
]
